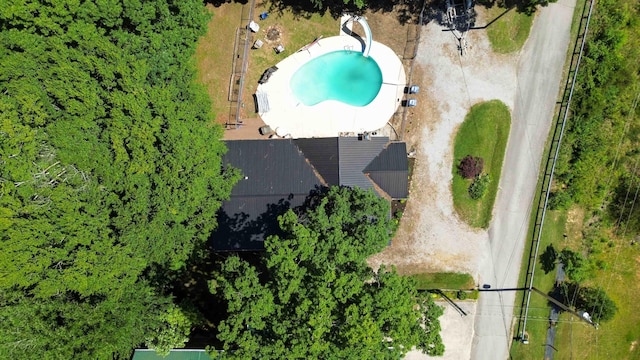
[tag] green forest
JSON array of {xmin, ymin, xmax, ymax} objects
[
  {"xmin": 553, "ymin": 0, "xmax": 640, "ymax": 243},
  {"xmin": 0, "ymin": 1, "xmax": 444, "ymax": 358},
  {"xmin": 0, "ymin": 0, "xmax": 238, "ymax": 357}
]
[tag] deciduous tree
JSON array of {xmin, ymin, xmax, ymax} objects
[
  {"xmin": 559, "ymin": 282, "xmax": 617, "ymax": 323},
  {"xmin": 211, "ymin": 187, "xmax": 444, "ymax": 359},
  {"xmin": 0, "ymin": 0, "xmax": 236, "ymax": 357},
  {"xmin": 558, "ymin": 248, "xmax": 592, "ymax": 282}
]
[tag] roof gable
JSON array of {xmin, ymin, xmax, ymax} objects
[
  {"xmin": 293, "ymin": 138, "xmax": 339, "ymax": 185},
  {"xmin": 365, "ymin": 142, "xmax": 409, "ymax": 198},
  {"xmin": 337, "ymin": 137, "xmax": 388, "ymax": 191}
]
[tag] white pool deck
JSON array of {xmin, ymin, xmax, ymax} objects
[{"xmin": 256, "ymin": 35, "xmax": 406, "ymax": 138}]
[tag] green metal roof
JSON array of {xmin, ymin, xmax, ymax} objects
[{"xmin": 132, "ymin": 349, "xmax": 213, "ymax": 360}]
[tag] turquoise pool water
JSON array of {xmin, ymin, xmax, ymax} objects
[{"xmin": 289, "ymin": 50, "xmax": 383, "ymax": 107}]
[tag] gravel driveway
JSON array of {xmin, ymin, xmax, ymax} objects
[{"xmin": 370, "ymin": 0, "xmax": 576, "ymax": 358}]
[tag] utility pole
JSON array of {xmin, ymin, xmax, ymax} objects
[{"xmin": 478, "ymin": 286, "xmax": 597, "ymax": 343}]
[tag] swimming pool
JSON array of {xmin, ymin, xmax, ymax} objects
[
  {"xmin": 255, "ymin": 35, "xmax": 406, "ymax": 138},
  {"xmin": 289, "ymin": 50, "xmax": 383, "ymax": 107}
]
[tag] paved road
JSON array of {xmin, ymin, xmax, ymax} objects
[{"xmin": 471, "ymin": 0, "xmax": 577, "ymax": 359}]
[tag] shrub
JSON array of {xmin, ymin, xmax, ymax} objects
[
  {"xmin": 559, "ymin": 282, "xmax": 617, "ymax": 323},
  {"xmin": 458, "ymin": 155, "xmax": 484, "ymax": 179},
  {"xmin": 469, "ymin": 174, "xmax": 491, "ymax": 200},
  {"xmin": 456, "ymin": 290, "xmax": 468, "ymax": 300},
  {"xmin": 595, "ymin": 259, "xmax": 608, "ymax": 270},
  {"xmin": 558, "ymin": 248, "xmax": 592, "ymax": 282},
  {"xmin": 548, "ymin": 190, "xmax": 572, "ymax": 210}
]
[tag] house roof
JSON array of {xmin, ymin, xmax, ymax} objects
[
  {"xmin": 294, "ymin": 136, "xmax": 391, "ymax": 191},
  {"xmin": 213, "ymin": 137, "xmax": 409, "ymax": 251},
  {"xmin": 224, "ymin": 140, "xmax": 322, "ymax": 196},
  {"xmin": 364, "ymin": 142, "xmax": 409, "ymax": 198},
  {"xmin": 337, "ymin": 137, "xmax": 388, "ymax": 191},
  {"xmin": 213, "ymin": 140, "xmax": 322, "ymax": 251},
  {"xmin": 293, "ymin": 138, "xmax": 339, "ymax": 185}
]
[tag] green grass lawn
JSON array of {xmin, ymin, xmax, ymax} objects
[
  {"xmin": 510, "ymin": 210, "xmax": 567, "ymax": 359},
  {"xmin": 511, "ymin": 210, "xmax": 640, "ymax": 359},
  {"xmin": 410, "ymin": 272, "xmax": 475, "ymax": 290},
  {"xmin": 241, "ymin": 5, "xmax": 338, "ymax": 117},
  {"xmin": 195, "ymin": 3, "xmax": 244, "ymax": 125},
  {"xmin": 452, "ymin": 100, "xmax": 511, "ymax": 228},
  {"xmin": 485, "ymin": 6, "xmax": 533, "ymax": 53},
  {"xmin": 552, "ymin": 240, "xmax": 640, "ymax": 359}
]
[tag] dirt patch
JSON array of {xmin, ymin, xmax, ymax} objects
[
  {"xmin": 398, "ymin": 65, "xmax": 436, "ymax": 151},
  {"xmin": 370, "ymin": 6, "xmax": 519, "ymax": 279},
  {"xmin": 265, "ymin": 25, "xmax": 284, "ymax": 43},
  {"xmin": 566, "ymin": 206, "xmax": 584, "ymax": 234},
  {"xmin": 365, "ymin": 10, "xmax": 415, "ymax": 56},
  {"xmin": 223, "ymin": 117, "xmax": 271, "ymax": 140}
]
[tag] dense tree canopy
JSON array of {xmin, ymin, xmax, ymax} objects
[
  {"xmin": 554, "ymin": 0, "xmax": 640, "ymax": 217},
  {"xmin": 210, "ymin": 187, "xmax": 444, "ymax": 359},
  {"xmin": 0, "ymin": 0, "xmax": 236, "ymax": 358},
  {"xmin": 558, "ymin": 248, "xmax": 592, "ymax": 283},
  {"xmin": 559, "ymin": 282, "xmax": 617, "ymax": 323}
]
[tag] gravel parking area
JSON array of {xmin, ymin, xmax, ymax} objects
[
  {"xmin": 370, "ymin": 0, "xmax": 575, "ymax": 357},
  {"xmin": 369, "ymin": 6, "xmax": 517, "ymax": 282}
]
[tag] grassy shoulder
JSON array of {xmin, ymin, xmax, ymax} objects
[
  {"xmin": 553, "ymin": 240, "xmax": 640, "ymax": 359},
  {"xmin": 452, "ymin": 100, "xmax": 511, "ymax": 228},
  {"xmin": 511, "ymin": 207, "xmax": 640, "ymax": 360},
  {"xmin": 485, "ymin": 6, "xmax": 533, "ymax": 53},
  {"xmin": 411, "ymin": 272, "xmax": 475, "ymax": 290},
  {"xmin": 509, "ymin": 210, "xmax": 567, "ymax": 360},
  {"xmin": 411, "ymin": 273, "xmax": 478, "ymax": 301}
]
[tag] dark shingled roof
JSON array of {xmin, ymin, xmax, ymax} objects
[
  {"xmin": 337, "ymin": 137, "xmax": 388, "ymax": 191},
  {"xmin": 212, "ymin": 140, "xmax": 322, "ymax": 251},
  {"xmin": 365, "ymin": 142, "xmax": 409, "ymax": 198},
  {"xmin": 225, "ymin": 140, "xmax": 322, "ymax": 196},
  {"xmin": 213, "ymin": 137, "xmax": 409, "ymax": 251},
  {"xmin": 294, "ymin": 138, "xmax": 339, "ymax": 185}
]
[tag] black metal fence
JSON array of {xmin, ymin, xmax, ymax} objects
[{"xmin": 515, "ymin": 0, "xmax": 596, "ymax": 341}]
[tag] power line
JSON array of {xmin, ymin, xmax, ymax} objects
[
  {"xmin": 621, "ymin": 174, "xmax": 640, "ymax": 236},
  {"xmin": 602, "ymin": 91, "xmax": 640, "ymax": 199},
  {"xmin": 519, "ymin": 0, "xmax": 596, "ymax": 340},
  {"xmin": 594, "ymin": 158, "xmax": 640, "ymax": 327},
  {"xmin": 592, "ymin": 118, "xmax": 639, "ymax": 358},
  {"xmin": 614, "ymin": 157, "xmax": 640, "ymax": 229}
]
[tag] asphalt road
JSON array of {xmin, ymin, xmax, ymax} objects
[{"xmin": 471, "ymin": 0, "xmax": 577, "ymax": 359}]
